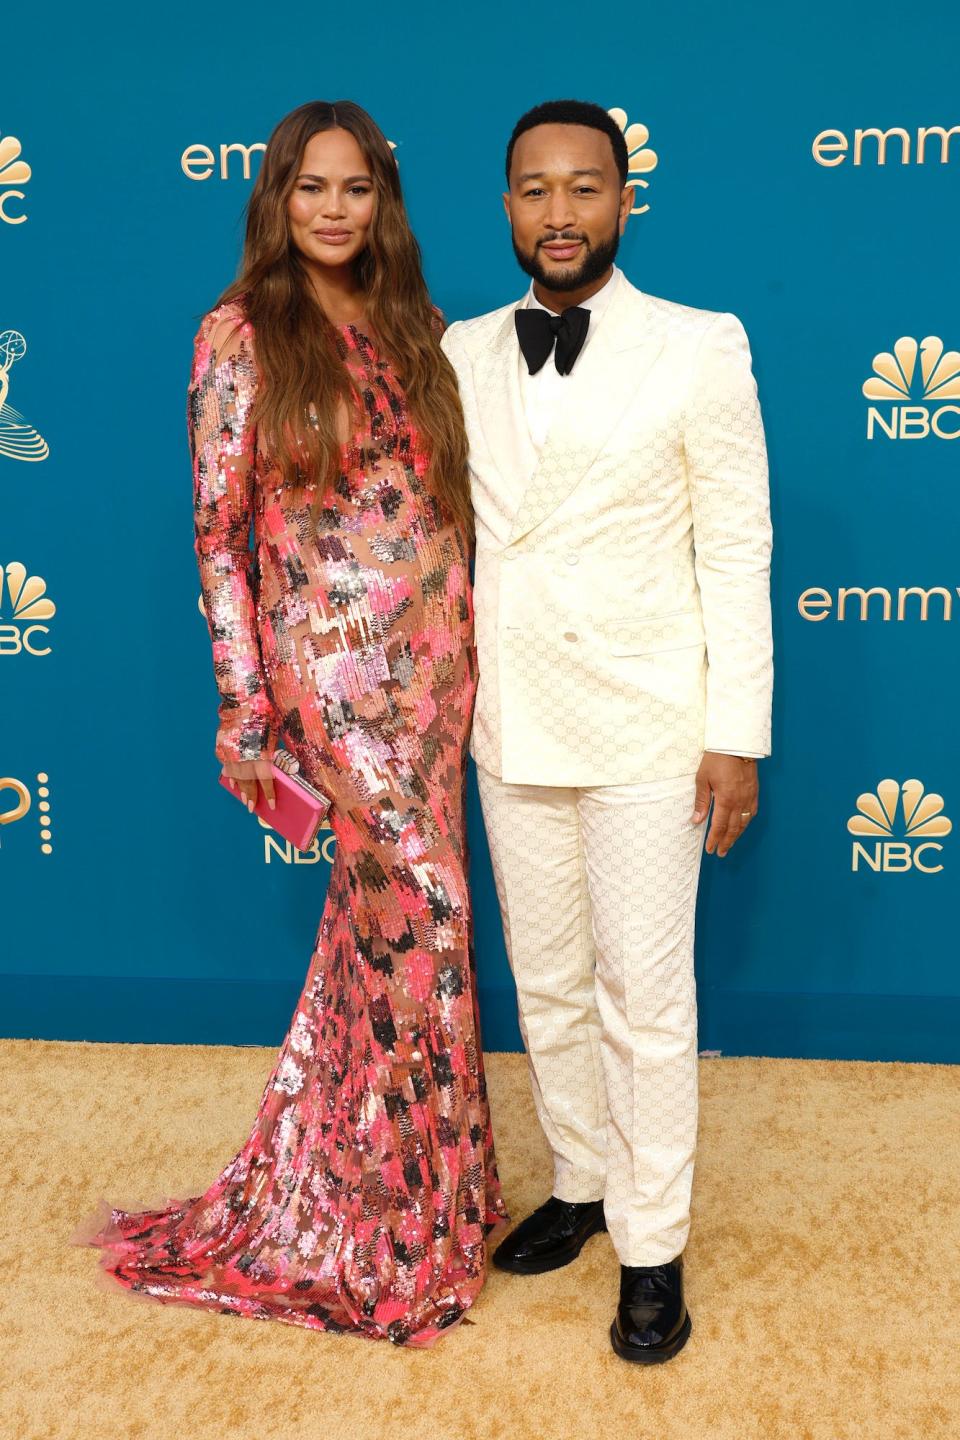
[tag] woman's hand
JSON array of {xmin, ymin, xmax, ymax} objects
[{"xmin": 222, "ymin": 759, "xmax": 276, "ymax": 813}]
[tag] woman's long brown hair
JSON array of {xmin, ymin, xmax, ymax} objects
[{"xmin": 217, "ymin": 100, "xmax": 471, "ymax": 533}]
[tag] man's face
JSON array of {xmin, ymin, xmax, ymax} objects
[{"xmin": 504, "ymin": 123, "xmax": 632, "ymax": 292}]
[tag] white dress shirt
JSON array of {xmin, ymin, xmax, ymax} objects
[
  {"xmin": 515, "ymin": 265, "xmax": 760, "ymax": 765},
  {"xmin": 518, "ymin": 265, "xmax": 621, "ymax": 451}
]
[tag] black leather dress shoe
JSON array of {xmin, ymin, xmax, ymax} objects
[
  {"xmin": 492, "ymin": 1196, "xmax": 606, "ymax": 1274},
  {"xmin": 610, "ymin": 1256, "xmax": 691, "ymax": 1363}
]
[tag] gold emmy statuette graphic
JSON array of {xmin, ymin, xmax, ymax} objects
[
  {"xmin": 0, "ymin": 132, "xmax": 30, "ymax": 225},
  {"xmin": 848, "ymin": 779, "xmax": 952, "ymax": 873},
  {"xmin": 863, "ymin": 336, "xmax": 960, "ymax": 440},
  {"xmin": 0, "ymin": 331, "xmax": 49, "ymax": 461},
  {"xmin": 0, "ymin": 561, "xmax": 56, "ymax": 656},
  {"xmin": 608, "ymin": 109, "xmax": 659, "ymax": 214}
]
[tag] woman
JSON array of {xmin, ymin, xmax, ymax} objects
[{"xmin": 77, "ymin": 100, "xmax": 507, "ymax": 1345}]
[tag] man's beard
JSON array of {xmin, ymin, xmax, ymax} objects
[{"xmin": 512, "ymin": 225, "xmax": 620, "ymax": 293}]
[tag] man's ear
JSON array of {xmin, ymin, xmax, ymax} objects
[
  {"xmin": 502, "ymin": 190, "xmax": 512, "ymax": 222},
  {"xmin": 618, "ymin": 185, "xmax": 634, "ymax": 235}
]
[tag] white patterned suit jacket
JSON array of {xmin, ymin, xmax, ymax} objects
[{"xmin": 440, "ymin": 274, "xmax": 773, "ymax": 787}]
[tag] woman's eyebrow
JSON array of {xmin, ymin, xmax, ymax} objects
[{"xmin": 296, "ymin": 172, "xmax": 373, "ymax": 183}]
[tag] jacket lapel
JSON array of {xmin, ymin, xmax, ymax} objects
[
  {"xmin": 507, "ymin": 279, "xmax": 665, "ymax": 546},
  {"xmin": 471, "ymin": 303, "xmax": 539, "ymax": 507}
]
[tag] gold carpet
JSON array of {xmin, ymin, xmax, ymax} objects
[{"xmin": 2, "ymin": 1039, "xmax": 959, "ymax": 1440}]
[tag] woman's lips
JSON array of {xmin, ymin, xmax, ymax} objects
[{"xmin": 313, "ymin": 231, "xmax": 352, "ymax": 245}]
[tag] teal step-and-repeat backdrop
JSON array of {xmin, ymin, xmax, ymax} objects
[{"xmin": 2, "ymin": 2, "xmax": 957, "ymax": 1059}]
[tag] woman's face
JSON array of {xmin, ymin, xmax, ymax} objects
[{"xmin": 287, "ymin": 128, "xmax": 376, "ymax": 271}]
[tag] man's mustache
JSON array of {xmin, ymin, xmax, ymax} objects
[{"xmin": 538, "ymin": 232, "xmax": 589, "ymax": 246}]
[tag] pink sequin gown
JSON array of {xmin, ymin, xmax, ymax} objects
[{"xmin": 79, "ymin": 301, "xmax": 508, "ymax": 1345}]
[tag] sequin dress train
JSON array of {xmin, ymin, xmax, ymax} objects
[{"xmin": 79, "ymin": 302, "xmax": 508, "ymax": 1346}]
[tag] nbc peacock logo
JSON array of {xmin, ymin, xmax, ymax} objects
[
  {"xmin": 0, "ymin": 562, "xmax": 56, "ymax": 656},
  {"xmin": 848, "ymin": 778, "xmax": 952, "ymax": 873},
  {"xmin": 0, "ymin": 131, "xmax": 30, "ymax": 225},
  {"xmin": 0, "ymin": 331, "xmax": 49, "ymax": 461},
  {"xmin": 608, "ymin": 109, "xmax": 659, "ymax": 214},
  {"xmin": 863, "ymin": 336, "xmax": 960, "ymax": 440}
]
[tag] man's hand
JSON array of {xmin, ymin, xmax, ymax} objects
[{"xmin": 691, "ymin": 753, "xmax": 759, "ymax": 857}]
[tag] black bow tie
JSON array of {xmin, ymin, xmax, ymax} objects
[{"xmin": 515, "ymin": 304, "xmax": 590, "ymax": 376}]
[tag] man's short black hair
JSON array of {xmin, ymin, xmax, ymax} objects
[{"xmin": 505, "ymin": 99, "xmax": 629, "ymax": 187}]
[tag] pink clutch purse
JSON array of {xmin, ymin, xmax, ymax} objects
[{"xmin": 219, "ymin": 751, "xmax": 331, "ymax": 851}]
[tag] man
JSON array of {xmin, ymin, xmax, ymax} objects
[{"xmin": 441, "ymin": 99, "xmax": 772, "ymax": 1363}]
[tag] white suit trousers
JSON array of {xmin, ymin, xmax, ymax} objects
[{"xmin": 476, "ymin": 765, "xmax": 704, "ymax": 1266}]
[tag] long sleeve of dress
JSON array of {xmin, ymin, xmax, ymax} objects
[{"xmin": 188, "ymin": 311, "xmax": 280, "ymax": 766}]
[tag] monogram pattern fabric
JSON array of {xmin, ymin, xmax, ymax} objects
[{"xmin": 441, "ymin": 280, "xmax": 774, "ymax": 787}]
